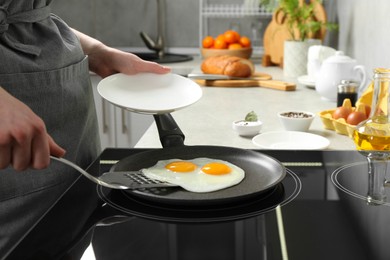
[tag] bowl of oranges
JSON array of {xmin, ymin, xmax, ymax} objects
[{"xmin": 201, "ymin": 30, "xmax": 252, "ymax": 59}]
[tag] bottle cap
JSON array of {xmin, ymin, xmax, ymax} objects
[{"xmin": 338, "ymin": 80, "xmax": 359, "ymax": 93}]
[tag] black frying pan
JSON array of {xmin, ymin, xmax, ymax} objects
[{"xmin": 112, "ymin": 114, "xmax": 286, "ymax": 206}]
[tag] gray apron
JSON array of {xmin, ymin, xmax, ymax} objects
[{"xmin": 0, "ymin": 0, "xmax": 101, "ymax": 258}]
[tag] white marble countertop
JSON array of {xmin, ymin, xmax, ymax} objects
[{"xmin": 135, "ymin": 56, "xmax": 357, "ymax": 150}]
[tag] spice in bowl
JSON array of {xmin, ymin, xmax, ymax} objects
[
  {"xmin": 280, "ymin": 112, "xmax": 313, "ymax": 118},
  {"xmin": 245, "ymin": 111, "xmax": 258, "ymax": 121},
  {"xmin": 278, "ymin": 111, "xmax": 315, "ymax": 131},
  {"xmin": 232, "ymin": 111, "xmax": 263, "ymax": 136}
]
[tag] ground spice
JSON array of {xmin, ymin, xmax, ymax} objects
[{"xmin": 280, "ymin": 112, "xmax": 312, "ymax": 118}]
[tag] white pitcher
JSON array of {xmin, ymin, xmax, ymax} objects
[{"xmin": 315, "ymin": 51, "xmax": 367, "ymax": 101}]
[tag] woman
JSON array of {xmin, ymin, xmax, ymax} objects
[{"xmin": 0, "ymin": 0, "xmax": 170, "ymax": 257}]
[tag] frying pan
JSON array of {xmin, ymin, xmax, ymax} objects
[{"xmin": 112, "ymin": 114, "xmax": 286, "ymax": 206}]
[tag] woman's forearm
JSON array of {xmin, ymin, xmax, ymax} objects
[
  {"xmin": 70, "ymin": 28, "xmax": 170, "ymax": 78},
  {"xmin": 71, "ymin": 28, "xmax": 106, "ymax": 56}
]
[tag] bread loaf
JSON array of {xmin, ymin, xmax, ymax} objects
[{"xmin": 201, "ymin": 55, "xmax": 254, "ymax": 77}]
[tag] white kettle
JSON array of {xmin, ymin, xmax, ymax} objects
[{"xmin": 315, "ymin": 51, "xmax": 366, "ymax": 101}]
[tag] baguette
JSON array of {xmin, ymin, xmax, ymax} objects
[{"xmin": 201, "ymin": 55, "xmax": 254, "ymax": 77}]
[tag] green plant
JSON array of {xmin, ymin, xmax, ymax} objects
[{"xmin": 260, "ymin": 0, "xmax": 338, "ymax": 41}]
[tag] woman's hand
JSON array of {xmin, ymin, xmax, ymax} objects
[
  {"xmin": 0, "ymin": 88, "xmax": 66, "ymax": 171},
  {"xmin": 89, "ymin": 46, "xmax": 171, "ymax": 78},
  {"xmin": 72, "ymin": 29, "xmax": 171, "ymax": 78}
]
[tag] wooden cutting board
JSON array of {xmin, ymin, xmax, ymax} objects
[
  {"xmin": 193, "ymin": 72, "xmax": 296, "ymax": 91},
  {"xmin": 194, "ymin": 79, "xmax": 296, "ymax": 91}
]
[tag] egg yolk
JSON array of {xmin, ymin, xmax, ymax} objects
[
  {"xmin": 165, "ymin": 161, "xmax": 197, "ymax": 173},
  {"xmin": 201, "ymin": 162, "xmax": 232, "ymax": 175}
]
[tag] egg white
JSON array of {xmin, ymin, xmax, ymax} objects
[{"xmin": 141, "ymin": 158, "xmax": 245, "ymax": 193}]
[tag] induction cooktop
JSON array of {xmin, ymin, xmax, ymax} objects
[{"xmin": 6, "ymin": 149, "xmax": 390, "ymax": 260}]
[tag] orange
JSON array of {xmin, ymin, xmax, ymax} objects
[
  {"xmin": 202, "ymin": 36, "xmax": 214, "ymax": 48},
  {"xmin": 216, "ymin": 34, "xmax": 226, "ymax": 42},
  {"xmin": 214, "ymin": 38, "xmax": 227, "ymax": 49},
  {"xmin": 228, "ymin": 43, "xmax": 243, "ymax": 50},
  {"xmin": 239, "ymin": 36, "xmax": 251, "ymax": 47},
  {"xmin": 224, "ymin": 30, "xmax": 240, "ymax": 44}
]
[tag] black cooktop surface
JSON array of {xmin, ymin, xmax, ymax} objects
[{"xmin": 6, "ymin": 148, "xmax": 390, "ymax": 260}]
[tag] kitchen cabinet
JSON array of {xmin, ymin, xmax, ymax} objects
[{"xmin": 90, "ymin": 74, "xmax": 154, "ymax": 149}]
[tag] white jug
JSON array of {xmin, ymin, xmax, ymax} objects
[{"xmin": 315, "ymin": 51, "xmax": 366, "ymax": 101}]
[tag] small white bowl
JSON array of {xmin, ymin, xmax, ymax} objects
[
  {"xmin": 232, "ymin": 120, "xmax": 263, "ymax": 136},
  {"xmin": 277, "ymin": 111, "xmax": 315, "ymax": 132}
]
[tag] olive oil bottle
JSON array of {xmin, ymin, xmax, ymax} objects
[
  {"xmin": 353, "ymin": 69, "xmax": 390, "ymax": 152},
  {"xmin": 353, "ymin": 68, "xmax": 390, "ymax": 205},
  {"xmin": 353, "ymin": 116, "xmax": 390, "ymax": 151}
]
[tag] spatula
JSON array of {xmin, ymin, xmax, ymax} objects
[{"xmin": 50, "ymin": 156, "xmax": 177, "ymax": 190}]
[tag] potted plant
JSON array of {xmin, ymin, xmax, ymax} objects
[{"xmin": 260, "ymin": 0, "xmax": 338, "ymax": 77}]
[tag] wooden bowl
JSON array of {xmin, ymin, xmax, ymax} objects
[{"xmin": 201, "ymin": 47, "xmax": 252, "ymax": 59}]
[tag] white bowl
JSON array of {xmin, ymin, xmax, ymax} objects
[
  {"xmin": 232, "ymin": 120, "xmax": 263, "ymax": 136},
  {"xmin": 277, "ymin": 111, "xmax": 315, "ymax": 132}
]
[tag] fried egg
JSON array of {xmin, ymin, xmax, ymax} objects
[{"xmin": 141, "ymin": 158, "xmax": 245, "ymax": 193}]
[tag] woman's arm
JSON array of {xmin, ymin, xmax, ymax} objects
[
  {"xmin": 0, "ymin": 30, "xmax": 170, "ymax": 171},
  {"xmin": 71, "ymin": 29, "xmax": 171, "ymax": 78}
]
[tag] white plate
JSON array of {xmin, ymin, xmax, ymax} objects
[
  {"xmin": 297, "ymin": 75, "xmax": 316, "ymax": 88},
  {"xmin": 252, "ymin": 131, "xmax": 330, "ymax": 150},
  {"xmin": 97, "ymin": 73, "xmax": 202, "ymax": 114}
]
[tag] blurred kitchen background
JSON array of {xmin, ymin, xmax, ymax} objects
[
  {"xmin": 51, "ymin": 0, "xmax": 390, "ymax": 78},
  {"xmin": 48, "ymin": 0, "xmax": 390, "ymax": 149}
]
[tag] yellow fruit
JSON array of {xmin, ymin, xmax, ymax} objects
[
  {"xmin": 228, "ymin": 43, "xmax": 243, "ymax": 50},
  {"xmin": 214, "ymin": 38, "xmax": 228, "ymax": 49},
  {"xmin": 224, "ymin": 30, "xmax": 240, "ymax": 44},
  {"xmin": 239, "ymin": 36, "xmax": 251, "ymax": 47},
  {"xmin": 202, "ymin": 36, "xmax": 214, "ymax": 48}
]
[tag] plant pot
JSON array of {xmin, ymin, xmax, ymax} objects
[{"xmin": 283, "ymin": 39, "xmax": 321, "ymax": 78}]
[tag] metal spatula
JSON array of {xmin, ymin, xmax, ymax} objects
[{"xmin": 50, "ymin": 156, "xmax": 177, "ymax": 190}]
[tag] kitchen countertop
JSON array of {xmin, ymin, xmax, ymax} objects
[{"xmin": 136, "ymin": 55, "xmax": 357, "ymax": 150}]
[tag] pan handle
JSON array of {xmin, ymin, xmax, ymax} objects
[{"xmin": 153, "ymin": 113, "xmax": 185, "ymax": 147}]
